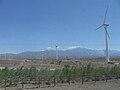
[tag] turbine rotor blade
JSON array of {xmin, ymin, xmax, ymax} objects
[
  {"xmin": 96, "ymin": 24, "xmax": 104, "ymax": 30},
  {"xmin": 103, "ymin": 6, "xmax": 109, "ymax": 24},
  {"xmin": 105, "ymin": 28, "xmax": 110, "ymax": 39}
]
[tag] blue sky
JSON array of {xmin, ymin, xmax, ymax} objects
[{"xmin": 0, "ymin": 0, "xmax": 120, "ymax": 53}]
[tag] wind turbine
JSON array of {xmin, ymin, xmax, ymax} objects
[
  {"xmin": 55, "ymin": 45, "xmax": 58, "ymax": 60},
  {"xmin": 96, "ymin": 6, "xmax": 110, "ymax": 63}
]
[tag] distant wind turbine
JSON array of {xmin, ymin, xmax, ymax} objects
[
  {"xmin": 55, "ymin": 45, "xmax": 58, "ymax": 60},
  {"xmin": 96, "ymin": 6, "xmax": 110, "ymax": 63}
]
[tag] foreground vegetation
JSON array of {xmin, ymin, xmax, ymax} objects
[{"xmin": 0, "ymin": 64, "xmax": 120, "ymax": 89}]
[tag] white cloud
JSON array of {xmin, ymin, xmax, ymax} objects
[
  {"xmin": 47, "ymin": 46, "xmax": 60, "ymax": 50},
  {"xmin": 46, "ymin": 46, "xmax": 81, "ymax": 50},
  {"xmin": 47, "ymin": 47, "xmax": 53, "ymax": 50},
  {"xmin": 67, "ymin": 46, "xmax": 80, "ymax": 50}
]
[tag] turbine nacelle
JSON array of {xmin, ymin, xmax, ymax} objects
[
  {"xmin": 96, "ymin": 23, "xmax": 109, "ymax": 30},
  {"xmin": 103, "ymin": 23, "xmax": 109, "ymax": 27}
]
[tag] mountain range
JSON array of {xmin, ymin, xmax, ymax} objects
[{"xmin": 0, "ymin": 47, "xmax": 120, "ymax": 59}]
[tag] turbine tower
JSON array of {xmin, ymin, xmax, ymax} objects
[
  {"xmin": 96, "ymin": 6, "xmax": 110, "ymax": 63},
  {"xmin": 55, "ymin": 45, "xmax": 58, "ymax": 60}
]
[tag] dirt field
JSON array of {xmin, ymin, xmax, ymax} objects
[
  {"xmin": 0, "ymin": 58, "xmax": 120, "ymax": 90},
  {"xmin": 1, "ymin": 79, "xmax": 120, "ymax": 90}
]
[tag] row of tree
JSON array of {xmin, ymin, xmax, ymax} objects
[{"xmin": 0, "ymin": 64, "xmax": 120, "ymax": 89}]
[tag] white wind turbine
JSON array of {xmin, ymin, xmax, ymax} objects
[
  {"xmin": 55, "ymin": 45, "xmax": 58, "ymax": 60},
  {"xmin": 96, "ymin": 6, "xmax": 110, "ymax": 63}
]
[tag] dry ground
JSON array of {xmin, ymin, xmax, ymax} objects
[{"xmin": 1, "ymin": 79, "xmax": 120, "ymax": 90}]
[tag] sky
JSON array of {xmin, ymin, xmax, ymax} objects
[{"xmin": 0, "ymin": 0, "xmax": 120, "ymax": 53}]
